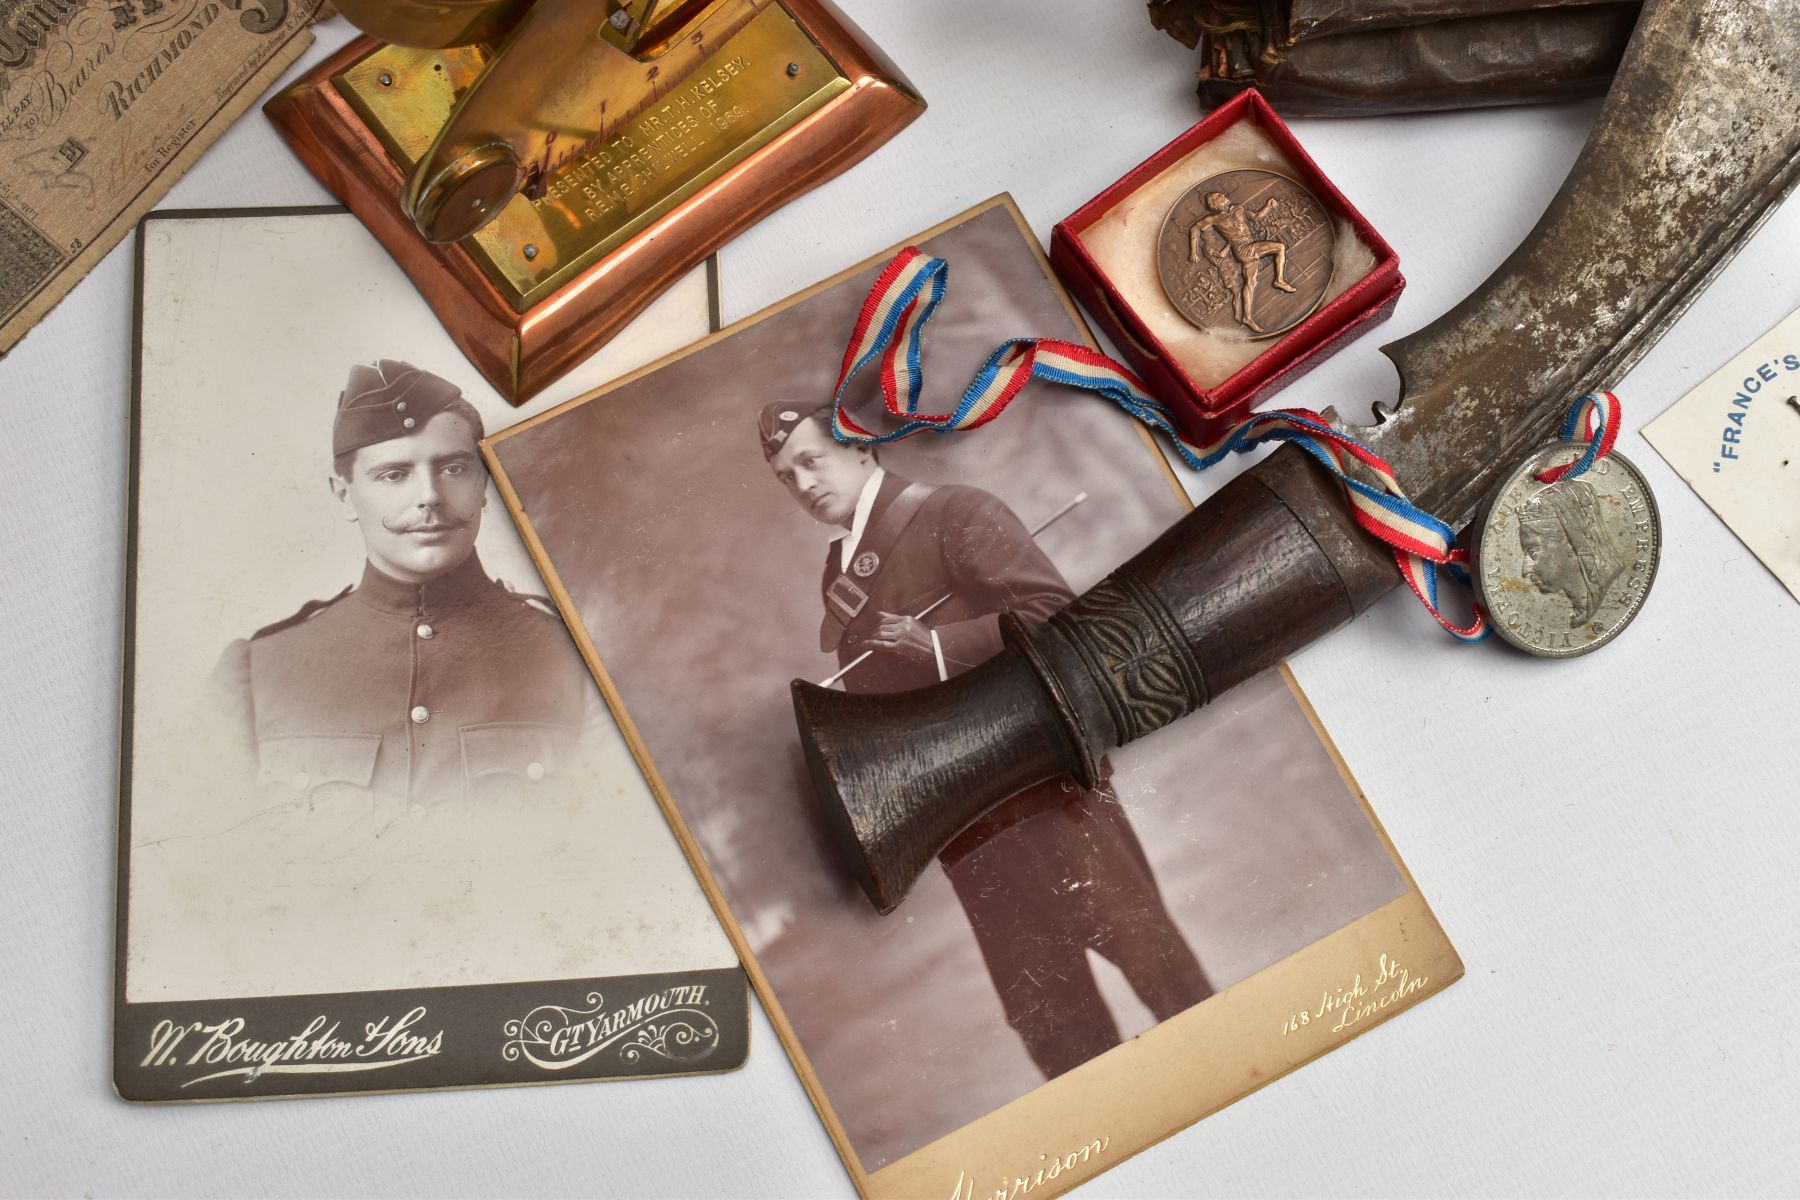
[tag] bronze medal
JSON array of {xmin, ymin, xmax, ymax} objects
[{"xmin": 1157, "ymin": 170, "xmax": 1335, "ymax": 340}]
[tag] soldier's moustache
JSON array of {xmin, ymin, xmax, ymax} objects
[{"xmin": 384, "ymin": 513, "xmax": 471, "ymax": 533}]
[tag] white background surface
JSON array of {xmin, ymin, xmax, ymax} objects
[{"xmin": 3, "ymin": 3, "xmax": 1798, "ymax": 1196}]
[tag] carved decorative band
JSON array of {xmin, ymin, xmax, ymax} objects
[{"xmin": 1049, "ymin": 574, "xmax": 1207, "ymax": 745}]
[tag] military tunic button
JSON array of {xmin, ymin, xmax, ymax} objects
[
  {"xmin": 395, "ymin": 401, "xmax": 407, "ymax": 412},
  {"xmin": 410, "ymin": 705, "xmax": 430, "ymax": 724},
  {"xmin": 290, "ymin": 772, "xmax": 311, "ymax": 791},
  {"xmin": 402, "ymin": 417, "xmax": 416, "ymax": 429},
  {"xmin": 416, "ymin": 623, "xmax": 434, "ymax": 639},
  {"xmin": 526, "ymin": 762, "xmax": 545, "ymax": 782}
]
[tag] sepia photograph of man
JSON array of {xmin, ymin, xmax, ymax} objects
[
  {"xmin": 487, "ymin": 201, "xmax": 1412, "ymax": 1170},
  {"xmin": 211, "ymin": 360, "xmax": 597, "ymax": 833},
  {"xmin": 121, "ymin": 212, "xmax": 734, "ymax": 1012},
  {"xmin": 760, "ymin": 399, "xmax": 1212, "ymax": 1078}
]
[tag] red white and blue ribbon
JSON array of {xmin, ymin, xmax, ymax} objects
[
  {"xmin": 832, "ymin": 247, "xmax": 1620, "ymax": 644},
  {"xmin": 1535, "ymin": 389, "xmax": 1620, "ymax": 484}
]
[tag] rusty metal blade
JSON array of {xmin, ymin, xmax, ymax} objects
[{"xmin": 1363, "ymin": 0, "xmax": 1800, "ymax": 528}]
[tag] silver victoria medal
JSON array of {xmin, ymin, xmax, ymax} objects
[{"xmin": 1471, "ymin": 440, "xmax": 1662, "ymax": 658}]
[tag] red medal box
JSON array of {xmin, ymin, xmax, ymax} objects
[{"xmin": 1051, "ymin": 90, "xmax": 1403, "ymax": 446}]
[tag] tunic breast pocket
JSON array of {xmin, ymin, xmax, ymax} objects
[
  {"xmin": 458, "ymin": 722, "xmax": 576, "ymax": 786},
  {"xmin": 256, "ymin": 734, "xmax": 381, "ymax": 798}
]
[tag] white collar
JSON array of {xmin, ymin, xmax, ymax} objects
[{"xmin": 838, "ymin": 467, "xmax": 887, "ymax": 571}]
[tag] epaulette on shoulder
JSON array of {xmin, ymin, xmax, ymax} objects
[
  {"xmin": 250, "ymin": 585, "xmax": 353, "ymax": 640},
  {"xmin": 499, "ymin": 578, "xmax": 561, "ymax": 619}
]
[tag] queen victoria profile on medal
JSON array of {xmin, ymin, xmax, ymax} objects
[
  {"xmin": 1516, "ymin": 479, "xmax": 1626, "ymax": 627},
  {"xmin": 1474, "ymin": 442, "xmax": 1660, "ymax": 658}
]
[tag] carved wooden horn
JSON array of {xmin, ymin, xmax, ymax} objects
[{"xmin": 792, "ymin": 454, "xmax": 1394, "ymax": 913}]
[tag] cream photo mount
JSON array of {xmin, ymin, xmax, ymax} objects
[{"xmin": 116, "ymin": 205, "xmax": 746, "ymax": 1102}]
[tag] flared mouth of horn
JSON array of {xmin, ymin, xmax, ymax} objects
[
  {"xmin": 795, "ymin": 683, "xmax": 892, "ymax": 910},
  {"xmin": 788, "ymin": 640, "xmax": 1092, "ymax": 914},
  {"xmin": 791, "ymin": 680, "xmax": 911, "ymax": 913}
]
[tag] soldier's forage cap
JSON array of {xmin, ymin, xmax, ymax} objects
[
  {"xmin": 758, "ymin": 398, "xmax": 833, "ymax": 459},
  {"xmin": 333, "ymin": 360, "xmax": 476, "ymax": 458}
]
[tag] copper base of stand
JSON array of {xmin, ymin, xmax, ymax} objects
[{"xmin": 265, "ymin": 0, "xmax": 923, "ymax": 404}]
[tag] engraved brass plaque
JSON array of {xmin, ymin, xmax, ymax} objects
[{"xmin": 334, "ymin": 1, "xmax": 848, "ymax": 311}]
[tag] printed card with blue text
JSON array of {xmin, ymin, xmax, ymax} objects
[{"xmin": 1645, "ymin": 307, "xmax": 1800, "ymax": 603}]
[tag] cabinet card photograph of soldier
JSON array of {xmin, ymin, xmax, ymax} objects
[
  {"xmin": 486, "ymin": 198, "xmax": 1462, "ymax": 1200},
  {"xmin": 116, "ymin": 209, "xmax": 746, "ymax": 1102}
]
